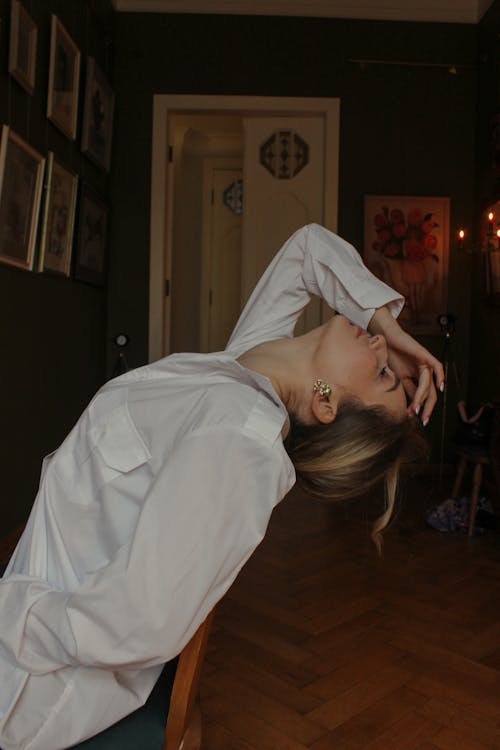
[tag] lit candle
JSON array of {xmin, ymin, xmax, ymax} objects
[
  {"xmin": 488, "ymin": 211, "xmax": 495, "ymax": 234},
  {"xmin": 458, "ymin": 229, "xmax": 465, "ymax": 249},
  {"xmin": 497, "ymin": 228, "xmax": 500, "ymax": 249}
]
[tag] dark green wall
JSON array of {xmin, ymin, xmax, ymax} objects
[
  {"xmin": 0, "ymin": 0, "xmax": 114, "ymax": 535},
  {"xmin": 468, "ymin": 1, "xmax": 500, "ymax": 402},
  {"xmin": 0, "ymin": 7, "xmax": 491, "ymax": 537},
  {"xmin": 109, "ymin": 12, "xmax": 478, "ymax": 457}
]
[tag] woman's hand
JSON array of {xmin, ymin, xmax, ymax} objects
[{"xmin": 368, "ymin": 306, "xmax": 445, "ymax": 425}]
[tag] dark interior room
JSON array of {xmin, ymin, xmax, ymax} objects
[{"xmin": 0, "ymin": 1, "xmax": 499, "ymax": 748}]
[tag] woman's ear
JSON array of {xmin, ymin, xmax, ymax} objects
[{"xmin": 311, "ymin": 386, "xmax": 340, "ymax": 424}]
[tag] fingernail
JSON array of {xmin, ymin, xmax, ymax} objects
[
  {"xmin": 423, "ymin": 418, "xmax": 429, "ymax": 427},
  {"xmin": 415, "ymin": 405, "xmax": 420, "ymax": 415},
  {"xmin": 440, "ymin": 382, "xmax": 445, "ymax": 392}
]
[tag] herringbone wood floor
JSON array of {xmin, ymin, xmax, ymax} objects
[{"xmin": 200, "ymin": 476, "xmax": 500, "ymax": 750}]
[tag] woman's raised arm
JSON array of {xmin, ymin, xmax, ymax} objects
[{"xmin": 226, "ymin": 224, "xmax": 404, "ymax": 357}]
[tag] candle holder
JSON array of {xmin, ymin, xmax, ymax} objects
[{"xmin": 458, "ymin": 200, "xmax": 500, "ymax": 301}]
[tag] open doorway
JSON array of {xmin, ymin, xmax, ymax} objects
[
  {"xmin": 169, "ymin": 115, "xmax": 243, "ymax": 353},
  {"xmin": 150, "ymin": 95, "xmax": 340, "ymax": 360}
]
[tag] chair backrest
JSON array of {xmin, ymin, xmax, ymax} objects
[{"xmin": 163, "ymin": 609, "xmax": 215, "ymax": 750}]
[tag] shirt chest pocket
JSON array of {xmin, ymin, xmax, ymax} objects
[{"xmin": 53, "ymin": 404, "xmax": 152, "ymax": 505}]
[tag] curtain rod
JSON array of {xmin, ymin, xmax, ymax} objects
[{"xmin": 349, "ymin": 57, "xmax": 475, "ymax": 73}]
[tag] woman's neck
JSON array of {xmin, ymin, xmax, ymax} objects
[{"xmin": 237, "ymin": 326, "xmax": 326, "ymax": 418}]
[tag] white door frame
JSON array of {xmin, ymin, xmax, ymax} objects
[
  {"xmin": 149, "ymin": 94, "xmax": 340, "ymax": 362},
  {"xmin": 200, "ymin": 157, "xmax": 243, "ymax": 352}
]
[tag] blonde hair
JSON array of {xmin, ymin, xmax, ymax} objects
[{"xmin": 285, "ymin": 401, "xmax": 426, "ymax": 553}]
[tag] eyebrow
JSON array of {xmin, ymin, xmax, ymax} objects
[{"xmin": 386, "ymin": 374, "xmax": 401, "ymax": 393}]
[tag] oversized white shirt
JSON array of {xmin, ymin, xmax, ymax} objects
[{"xmin": 0, "ymin": 225, "xmax": 403, "ymax": 750}]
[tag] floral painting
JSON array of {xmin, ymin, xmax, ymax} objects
[{"xmin": 364, "ymin": 196, "xmax": 450, "ymax": 334}]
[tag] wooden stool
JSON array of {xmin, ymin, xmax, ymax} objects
[{"xmin": 451, "ymin": 402, "xmax": 500, "ymax": 536}]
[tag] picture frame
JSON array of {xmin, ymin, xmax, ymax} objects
[
  {"xmin": 81, "ymin": 57, "xmax": 115, "ymax": 172},
  {"xmin": 8, "ymin": 0, "xmax": 37, "ymax": 95},
  {"xmin": 75, "ymin": 183, "xmax": 108, "ymax": 285},
  {"xmin": 38, "ymin": 152, "xmax": 78, "ymax": 277},
  {"xmin": 0, "ymin": 125, "xmax": 45, "ymax": 272},
  {"xmin": 47, "ymin": 15, "xmax": 80, "ymax": 140},
  {"xmin": 364, "ymin": 195, "xmax": 450, "ymax": 335}
]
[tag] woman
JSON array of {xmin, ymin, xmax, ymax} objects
[{"xmin": 0, "ymin": 224, "xmax": 442, "ymax": 750}]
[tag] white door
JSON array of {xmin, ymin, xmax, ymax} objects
[
  {"xmin": 200, "ymin": 158, "xmax": 243, "ymax": 351},
  {"xmin": 241, "ymin": 116, "xmax": 325, "ymax": 333}
]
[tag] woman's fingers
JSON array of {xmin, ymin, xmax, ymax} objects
[
  {"xmin": 420, "ymin": 385, "xmax": 438, "ymax": 426},
  {"xmin": 383, "ymin": 321, "xmax": 445, "ymax": 425},
  {"xmin": 401, "ymin": 375, "xmax": 417, "ymax": 402},
  {"xmin": 409, "ymin": 366, "xmax": 438, "ymax": 426},
  {"xmin": 425, "ymin": 353, "xmax": 445, "ymax": 393},
  {"xmin": 386, "ymin": 326, "xmax": 445, "ymax": 392}
]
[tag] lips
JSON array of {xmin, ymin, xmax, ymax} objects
[{"xmin": 347, "ymin": 319, "xmax": 367, "ymax": 338}]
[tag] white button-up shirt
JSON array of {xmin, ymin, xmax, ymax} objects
[{"xmin": 0, "ymin": 225, "xmax": 403, "ymax": 750}]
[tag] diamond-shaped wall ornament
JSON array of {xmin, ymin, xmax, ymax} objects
[
  {"xmin": 259, "ymin": 130, "xmax": 309, "ymax": 179},
  {"xmin": 223, "ymin": 178, "xmax": 243, "ymax": 215}
]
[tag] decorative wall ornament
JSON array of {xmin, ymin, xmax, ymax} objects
[
  {"xmin": 81, "ymin": 57, "xmax": 115, "ymax": 172},
  {"xmin": 75, "ymin": 184, "xmax": 108, "ymax": 286},
  {"xmin": 259, "ymin": 130, "xmax": 309, "ymax": 179},
  {"xmin": 38, "ymin": 152, "xmax": 78, "ymax": 277},
  {"xmin": 0, "ymin": 125, "xmax": 45, "ymax": 272},
  {"xmin": 47, "ymin": 15, "xmax": 80, "ymax": 140},
  {"xmin": 223, "ymin": 178, "xmax": 243, "ymax": 215},
  {"xmin": 9, "ymin": 0, "xmax": 38, "ymax": 95}
]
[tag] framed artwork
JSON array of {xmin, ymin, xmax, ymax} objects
[
  {"xmin": 81, "ymin": 58, "xmax": 115, "ymax": 172},
  {"xmin": 8, "ymin": 0, "xmax": 37, "ymax": 95},
  {"xmin": 0, "ymin": 125, "xmax": 45, "ymax": 271},
  {"xmin": 38, "ymin": 152, "xmax": 78, "ymax": 277},
  {"xmin": 364, "ymin": 195, "xmax": 450, "ymax": 334},
  {"xmin": 47, "ymin": 15, "xmax": 80, "ymax": 140},
  {"xmin": 75, "ymin": 184, "xmax": 108, "ymax": 285}
]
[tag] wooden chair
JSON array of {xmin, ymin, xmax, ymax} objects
[
  {"xmin": 451, "ymin": 400, "xmax": 500, "ymax": 536},
  {"xmin": 164, "ymin": 609, "xmax": 215, "ymax": 750}
]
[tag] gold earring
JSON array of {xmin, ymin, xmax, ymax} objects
[{"xmin": 313, "ymin": 379, "xmax": 332, "ymax": 400}]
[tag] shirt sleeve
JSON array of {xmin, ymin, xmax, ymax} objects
[
  {"xmin": 0, "ymin": 428, "xmax": 288, "ymax": 674},
  {"xmin": 226, "ymin": 223, "xmax": 404, "ymax": 358}
]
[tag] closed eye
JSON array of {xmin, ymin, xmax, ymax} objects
[
  {"xmin": 380, "ymin": 366, "xmax": 402, "ymax": 393},
  {"xmin": 387, "ymin": 373, "xmax": 402, "ymax": 392}
]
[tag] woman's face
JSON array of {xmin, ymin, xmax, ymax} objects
[{"xmin": 316, "ymin": 315, "xmax": 407, "ymax": 418}]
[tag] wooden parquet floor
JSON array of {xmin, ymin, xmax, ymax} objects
[{"xmin": 200, "ymin": 478, "xmax": 500, "ymax": 750}]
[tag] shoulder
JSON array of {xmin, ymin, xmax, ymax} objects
[{"xmin": 192, "ymin": 381, "xmax": 285, "ymax": 447}]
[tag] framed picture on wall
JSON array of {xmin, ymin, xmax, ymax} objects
[
  {"xmin": 38, "ymin": 152, "xmax": 78, "ymax": 277},
  {"xmin": 47, "ymin": 15, "xmax": 80, "ymax": 140},
  {"xmin": 75, "ymin": 183, "xmax": 108, "ymax": 285},
  {"xmin": 81, "ymin": 58, "xmax": 115, "ymax": 172},
  {"xmin": 0, "ymin": 125, "xmax": 45, "ymax": 271},
  {"xmin": 8, "ymin": 0, "xmax": 38, "ymax": 95},
  {"xmin": 364, "ymin": 195, "xmax": 450, "ymax": 335}
]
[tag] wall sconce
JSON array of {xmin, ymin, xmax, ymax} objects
[{"xmin": 458, "ymin": 201, "xmax": 500, "ymax": 300}]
